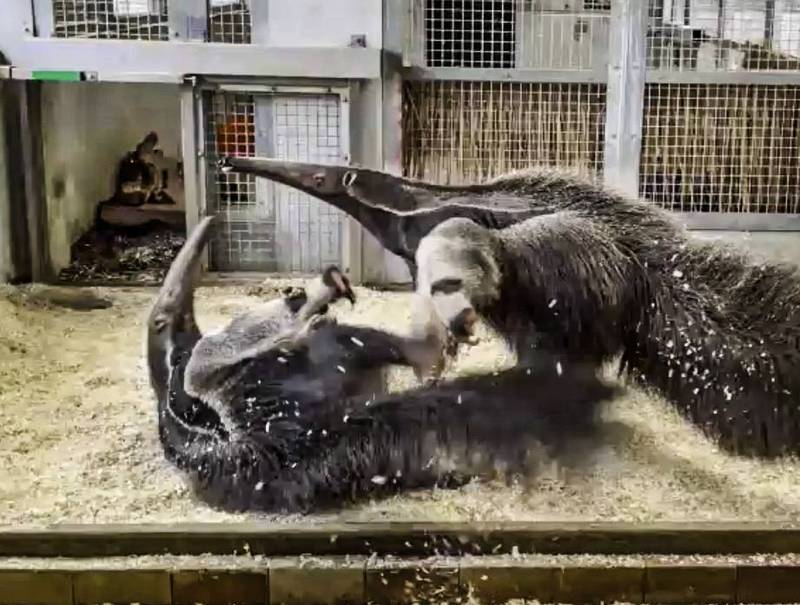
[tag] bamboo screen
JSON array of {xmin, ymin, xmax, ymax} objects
[
  {"xmin": 640, "ymin": 84, "xmax": 800, "ymax": 213},
  {"xmin": 403, "ymin": 81, "xmax": 607, "ymax": 184}
]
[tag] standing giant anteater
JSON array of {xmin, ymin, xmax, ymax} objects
[
  {"xmin": 147, "ymin": 216, "xmax": 618, "ymax": 513},
  {"xmin": 218, "ymin": 157, "xmax": 549, "ymax": 282},
  {"xmin": 219, "ymin": 157, "xmax": 800, "ymax": 458}
]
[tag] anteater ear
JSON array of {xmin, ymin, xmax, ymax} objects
[
  {"xmin": 463, "ymin": 244, "xmax": 501, "ymax": 299},
  {"xmin": 464, "ymin": 246, "xmax": 494, "ymax": 277}
]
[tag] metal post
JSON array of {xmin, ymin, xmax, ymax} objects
[
  {"xmin": 765, "ymin": 0, "xmax": 776, "ymax": 47},
  {"xmin": 168, "ymin": 0, "xmax": 208, "ymax": 41},
  {"xmin": 372, "ymin": 0, "xmax": 415, "ymax": 285},
  {"xmin": 250, "ymin": 1, "xmax": 269, "ymax": 44},
  {"xmin": 342, "ymin": 85, "xmax": 364, "ymax": 285},
  {"xmin": 383, "ymin": 0, "xmax": 408, "ymax": 174},
  {"xmin": 179, "ymin": 81, "xmax": 208, "ymax": 270},
  {"xmin": 603, "ymin": 0, "xmax": 648, "ymax": 198},
  {"xmin": 31, "ymin": 0, "xmax": 55, "ymax": 38}
]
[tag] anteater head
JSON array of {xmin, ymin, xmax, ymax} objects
[{"xmin": 414, "ymin": 218, "xmax": 501, "ymax": 344}]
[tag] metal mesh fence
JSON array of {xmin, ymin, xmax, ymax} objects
[
  {"xmin": 205, "ymin": 92, "xmax": 257, "ymax": 208},
  {"xmin": 51, "ymin": 0, "xmax": 169, "ymax": 40},
  {"xmin": 421, "ymin": 0, "xmax": 611, "ymax": 70},
  {"xmin": 204, "ymin": 91, "xmax": 344, "ymax": 272},
  {"xmin": 640, "ymin": 84, "xmax": 800, "ymax": 213},
  {"xmin": 208, "ymin": 0, "xmax": 252, "ymax": 44},
  {"xmin": 204, "ymin": 92, "xmax": 263, "ymax": 270},
  {"xmin": 271, "ymin": 95, "xmax": 344, "ymax": 273},
  {"xmin": 648, "ymin": 0, "xmax": 800, "ymax": 71},
  {"xmin": 403, "ymin": 80, "xmax": 606, "ymax": 184}
]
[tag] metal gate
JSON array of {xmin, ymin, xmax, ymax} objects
[{"xmin": 202, "ymin": 87, "xmax": 349, "ymax": 273}]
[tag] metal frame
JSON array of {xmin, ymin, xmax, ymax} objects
[
  {"xmin": 191, "ymin": 80, "xmax": 359, "ymax": 279},
  {"xmin": 180, "ymin": 79, "xmax": 206, "ymax": 269},
  {"xmin": 406, "ymin": 66, "xmax": 609, "ymax": 83},
  {"xmin": 169, "ymin": 0, "xmax": 208, "ymax": 41},
  {"xmin": 5, "ymin": 41, "xmax": 381, "ymax": 83},
  {"xmin": 399, "ymin": 0, "xmax": 800, "ymax": 232},
  {"xmin": 603, "ymin": 0, "xmax": 648, "ymax": 197},
  {"xmin": 30, "ymin": 0, "xmax": 53, "ymax": 38}
]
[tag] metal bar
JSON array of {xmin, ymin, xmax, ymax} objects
[
  {"xmin": 675, "ymin": 212, "xmax": 800, "ymax": 232},
  {"xmin": 646, "ymin": 70, "xmax": 800, "ymax": 85},
  {"xmin": 379, "ymin": 50, "xmax": 412, "ymax": 284},
  {"xmin": 603, "ymin": 0, "xmax": 648, "ymax": 197},
  {"xmin": 384, "ymin": 0, "xmax": 407, "ymax": 56},
  {"xmin": 197, "ymin": 77, "xmax": 353, "ymax": 90},
  {"xmin": 195, "ymin": 89, "xmax": 210, "ymax": 271},
  {"xmin": 168, "ymin": 0, "xmax": 208, "ymax": 42},
  {"xmin": 31, "ymin": 0, "xmax": 54, "ymax": 38},
  {"xmin": 408, "ymin": 0, "xmax": 425, "ymax": 67},
  {"xmin": 5, "ymin": 40, "xmax": 381, "ymax": 81},
  {"xmin": 250, "ymin": 0, "xmax": 269, "ymax": 44},
  {"xmin": 180, "ymin": 83, "xmax": 200, "ymax": 242},
  {"xmin": 214, "ymin": 84, "xmax": 351, "ymax": 94},
  {"xmin": 405, "ymin": 66, "xmax": 608, "ymax": 83},
  {"xmin": 17, "ymin": 0, "xmax": 36, "ymax": 37},
  {"xmin": 17, "ymin": 80, "xmax": 51, "ymax": 282},
  {"xmin": 765, "ymin": 0, "xmax": 776, "ymax": 46},
  {"xmin": 341, "ymin": 85, "xmax": 362, "ymax": 284}
]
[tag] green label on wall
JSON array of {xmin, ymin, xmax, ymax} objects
[{"xmin": 31, "ymin": 70, "xmax": 83, "ymax": 82}]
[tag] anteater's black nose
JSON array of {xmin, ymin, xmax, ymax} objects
[{"xmin": 450, "ymin": 307, "xmax": 478, "ymax": 340}]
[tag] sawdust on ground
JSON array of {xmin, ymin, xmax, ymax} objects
[{"xmin": 1, "ymin": 279, "xmax": 800, "ymax": 528}]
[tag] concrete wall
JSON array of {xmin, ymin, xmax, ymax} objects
[
  {"xmin": 266, "ymin": 0, "xmax": 382, "ymax": 48},
  {"xmin": 691, "ymin": 231, "xmax": 800, "ymax": 267},
  {"xmin": 41, "ymin": 82, "xmax": 181, "ymax": 272}
]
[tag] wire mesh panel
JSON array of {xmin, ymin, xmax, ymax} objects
[
  {"xmin": 640, "ymin": 84, "xmax": 800, "ymax": 213},
  {"xmin": 208, "ymin": 0, "xmax": 252, "ymax": 44},
  {"xmin": 204, "ymin": 91, "xmax": 344, "ymax": 272},
  {"xmin": 648, "ymin": 0, "xmax": 800, "ymax": 71},
  {"xmin": 420, "ymin": 0, "xmax": 611, "ymax": 70},
  {"xmin": 204, "ymin": 92, "xmax": 265, "ymax": 271},
  {"xmin": 403, "ymin": 80, "xmax": 606, "ymax": 184},
  {"xmin": 51, "ymin": 0, "xmax": 170, "ymax": 40}
]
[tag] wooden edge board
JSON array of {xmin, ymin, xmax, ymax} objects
[
  {"xmin": 2, "ymin": 557, "xmax": 800, "ymax": 604},
  {"xmin": 1, "ymin": 522, "xmax": 800, "ymax": 558}
]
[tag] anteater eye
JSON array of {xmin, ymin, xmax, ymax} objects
[{"xmin": 430, "ymin": 278, "xmax": 463, "ymax": 295}]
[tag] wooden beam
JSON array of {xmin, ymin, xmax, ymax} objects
[
  {"xmin": 18, "ymin": 80, "xmax": 51, "ymax": 282},
  {"xmin": 3, "ymin": 522, "xmax": 800, "ymax": 558}
]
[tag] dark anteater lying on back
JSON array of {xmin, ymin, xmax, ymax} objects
[
  {"xmin": 221, "ymin": 158, "xmax": 800, "ymax": 458},
  {"xmin": 146, "ymin": 217, "xmax": 618, "ymax": 513}
]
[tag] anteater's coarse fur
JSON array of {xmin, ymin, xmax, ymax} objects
[
  {"xmin": 147, "ymin": 217, "xmax": 618, "ymax": 513},
  {"xmin": 220, "ymin": 158, "xmax": 800, "ymax": 458},
  {"xmin": 412, "ymin": 168, "xmax": 800, "ymax": 458}
]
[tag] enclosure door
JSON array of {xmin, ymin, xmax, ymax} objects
[{"xmin": 205, "ymin": 90, "xmax": 347, "ymax": 273}]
